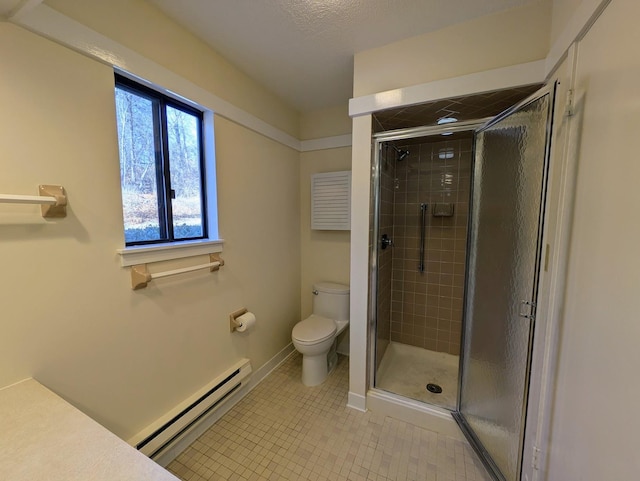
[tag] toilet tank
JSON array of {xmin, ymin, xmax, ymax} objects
[{"xmin": 313, "ymin": 282, "xmax": 350, "ymax": 321}]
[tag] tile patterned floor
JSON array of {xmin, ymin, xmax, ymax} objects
[{"xmin": 167, "ymin": 353, "xmax": 489, "ymax": 481}]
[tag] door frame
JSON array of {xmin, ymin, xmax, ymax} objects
[
  {"xmin": 519, "ymin": 47, "xmax": 579, "ymax": 481},
  {"xmin": 454, "ymin": 82, "xmax": 557, "ymax": 481},
  {"xmin": 368, "ymin": 119, "xmax": 489, "ymax": 392}
]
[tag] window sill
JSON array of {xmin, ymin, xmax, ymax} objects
[{"xmin": 117, "ymin": 239, "xmax": 224, "ymax": 267}]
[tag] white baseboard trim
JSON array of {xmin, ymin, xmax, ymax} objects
[
  {"xmin": 366, "ymin": 389, "xmax": 462, "ymax": 439},
  {"xmin": 245, "ymin": 343, "xmax": 297, "ymax": 392},
  {"xmin": 152, "ymin": 343, "xmax": 296, "ymax": 467},
  {"xmin": 347, "ymin": 391, "xmax": 367, "ymax": 412}
]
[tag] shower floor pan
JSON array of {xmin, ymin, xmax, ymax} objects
[{"xmin": 376, "ymin": 342, "xmax": 459, "ymax": 410}]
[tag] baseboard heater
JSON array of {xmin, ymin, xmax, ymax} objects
[{"xmin": 130, "ymin": 358, "xmax": 252, "ymax": 459}]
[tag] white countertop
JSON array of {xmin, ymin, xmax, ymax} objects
[{"xmin": 0, "ymin": 379, "xmax": 179, "ymax": 481}]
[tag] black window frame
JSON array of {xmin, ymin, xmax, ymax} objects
[{"xmin": 115, "ymin": 73, "xmax": 208, "ymax": 247}]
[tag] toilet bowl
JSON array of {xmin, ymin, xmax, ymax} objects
[{"xmin": 292, "ymin": 282, "xmax": 350, "ymax": 386}]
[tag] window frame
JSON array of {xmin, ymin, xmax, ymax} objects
[{"xmin": 115, "ymin": 73, "xmax": 208, "ymax": 247}]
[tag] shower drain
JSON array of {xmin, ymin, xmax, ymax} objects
[{"xmin": 426, "ymin": 383, "xmax": 443, "ymax": 394}]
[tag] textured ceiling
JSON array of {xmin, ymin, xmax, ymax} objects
[{"xmin": 148, "ymin": 0, "xmax": 542, "ymax": 112}]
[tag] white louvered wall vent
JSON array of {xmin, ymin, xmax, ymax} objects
[{"xmin": 311, "ymin": 171, "xmax": 351, "ymax": 230}]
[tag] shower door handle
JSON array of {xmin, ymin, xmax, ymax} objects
[
  {"xmin": 381, "ymin": 234, "xmax": 394, "ymax": 250},
  {"xmin": 419, "ymin": 203, "xmax": 428, "ymax": 272}
]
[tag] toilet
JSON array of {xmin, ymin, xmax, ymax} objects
[{"xmin": 292, "ymin": 282, "xmax": 350, "ymax": 386}]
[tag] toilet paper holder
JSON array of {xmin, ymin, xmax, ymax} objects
[{"xmin": 230, "ymin": 308, "xmax": 248, "ymax": 332}]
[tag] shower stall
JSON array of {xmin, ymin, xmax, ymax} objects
[
  {"xmin": 369, "ymin": 85, "xmax": 555, "ymax": 481},
  {"xmin": 373, "ymin": 129, "xmax": 475, "ymax": 410}
]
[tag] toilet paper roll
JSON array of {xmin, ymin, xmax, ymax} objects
[{"xmin": 235, "ymin": 312, "xmax": 256, "ymax": 332}]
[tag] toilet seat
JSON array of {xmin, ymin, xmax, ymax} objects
[{"xmin": 292, "ymin": 315, "xmax": 336, "ymax": 345}]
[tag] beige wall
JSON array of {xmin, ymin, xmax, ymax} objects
[
  {"xmin": 353, "ymin": 1, "xmax": 551, "ymax": 97},
  {"xmin": 300, "ymin": 105, "xmax": 352, "ymax": 140},
  {"xmin": 0, "ymin": 22, "xmax": 300, "ymax": 440},
  {"xmin": 546, "ymin": 0, "xmax": 640, "ymax": 478},
  {"xmin": 550, "ymin": 0, "xmax": 583, "ymax": 44},
  {"xmin": 299, "ymin": 104, "xmax": 352, "ymax": 319},
  {"xmin": 299, "ymin": 147, "xmax": 352, "ymax": 318},
  {"xmin": 45, "ymin": 0, "xmax": 300, "ymax": 138}
]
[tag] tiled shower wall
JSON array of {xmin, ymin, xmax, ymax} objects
[{"xmin": 389, "ymin": 138, "xmax": 472, "ymax": 355}]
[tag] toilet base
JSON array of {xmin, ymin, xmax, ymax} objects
[
  {"xmin": 301, "ymin": 340, "xmax": 338, "ymax": 386},
  {"xmin": 301, "ymin": 352, "xmax": 328, "ymax": 386}
]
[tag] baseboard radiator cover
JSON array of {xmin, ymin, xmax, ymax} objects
[{"xmin": 129, "ymin": 358, "xmax": 252, "ymax": 459}]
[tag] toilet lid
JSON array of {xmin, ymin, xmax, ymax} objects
[{"xmin": 292, "ymin": 315, "xmax": 336, "ymax": 343}]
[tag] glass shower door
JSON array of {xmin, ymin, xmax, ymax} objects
[{"xmin": 455, "ymin": 85, "xmax": 555, "ymax": 481}]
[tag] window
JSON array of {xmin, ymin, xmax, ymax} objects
[{"xmin": 114, "ymin": 74, "xmax": 207, "ymax": 246}]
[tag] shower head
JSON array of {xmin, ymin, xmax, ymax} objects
[
  {"xmin": 397, "ymin": 149, "xmax": 409, "ymax": 162},
  {"xmin": 386, "ymin": 143, "xmax": 409, "ymax": 163}
]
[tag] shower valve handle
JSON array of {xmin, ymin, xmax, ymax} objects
[{"xmin": 381, "ymin": 234, "xmax": 394, "ymax": 250}]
